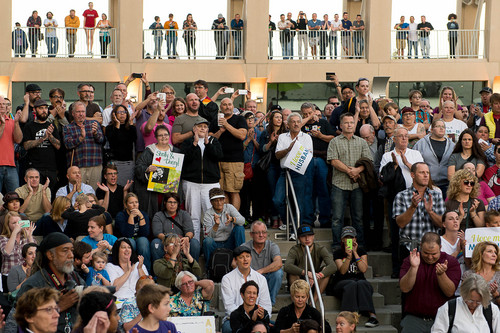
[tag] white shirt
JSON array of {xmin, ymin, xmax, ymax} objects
[
  {"xmin": 55, "ymin": 182, "xmax": 95, "ymax": 204},
  {"xmin": 221, "ymin": 267, "xmax": 272, "ymax": 318},
  {"xmin": 43, "ymin": 19, "xmax": 58, "ymax": 37},
  {"xmin": 380, "ymin": 148, "xmax": 424, "ymax": 188},
  {"xmin": 443, "ymin": 119, "xmax": 468, "ymax": 143},
  {"xmin": 331, "ymin": 20, "xmax": 342, "ymax": 31},
  {"xmin": 275, "ymin": 131, "xmax": 313, "ymax": 169},
  {"xmin": 431, "ymin": 297, "xmax": 500, "ymax": 332},
  {"xmin": 106, "ymin": 262, "xmax": 149, "ymax": 308},
  {"xmin": 102, "ymin": 104, "xmax": 135, "ymax": 127},
  {"xmin": 409, "ymin": 22, "xmax": 418, "ymax": 41}
]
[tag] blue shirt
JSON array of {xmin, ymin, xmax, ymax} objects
[
  {"xmin": 85, "ymin": 266, "xmax": 111, "ymax": 286},
  {"xmin": 396, "ymin": 23, "xmax": 409, "ymax": 39},
  {"xmin": 81, "ymin": 234, "xmax": 117, "ymax": 249},
  {"xmin": 231, "ymin": 19, "xmax": 244, "ymax": 30},
  {"xmin": 307, "ymin": 20, "xmax": 322, "ymax": 37},
  {"xmin": 341, "ymin": 19, "xmax": 352, "ymax": 36}
]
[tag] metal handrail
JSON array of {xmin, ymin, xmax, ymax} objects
[
  {"xmin": 285, "ymin": 170, "xmax": 325, "ymax": 333},
  {"xmin": 304, "ymin": 245, "xmax": 325, "ymax": 333}
]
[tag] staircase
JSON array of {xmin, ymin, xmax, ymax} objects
[{"xmin": 207, "ymin": 227, "xmax": 402, "ymax": 333}]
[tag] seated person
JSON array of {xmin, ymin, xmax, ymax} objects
[
  {"xmin": 133, "ymin": 284, "xmax": 177, "ymax": 333},
  {"xmin": 120, "ymin": 276, "xmax": 155, "ymax": 331},
  {"xmin": 0, "ymin": 192, "xmax": 28, "ymax": 227},
  {"xmin": 87, "ymin": 193, "xmax": 114, "ymax": 234},
  {"xmin": 151, "ymin": 193, "xmax": 200, "ymax": 262},
  {"xmin": 15, "ymin": 168, "xmax": 51, "ymax": 222},
  {"xmin": 81, "ymin": 214, "xmax": 117, "ymax": 254},
  {"xmin": 82, "ymin": 251, "xmax": 111, "ymax": 286},
  {"xmin": 202, "ymin": 188, "xmax": 245, "ymax": 268},
  {"xmin": 96, "ymin": 164, "xmax": 133, "ymax": 218},
  {"xmin": 73, "ymin": 241, "xmax": 92, "ymax": 281},
  {"xmin": 170, "ymin": 271, "xmax": 215, "ymax": 317},
  {"xmin": 34, "ymin": 196, "xmax": 71, "ymax": 237},
  {"xmin": 153, "ymin": 234, "xmax": 201, "ymax": 290},
  {"xmin": 284, "ymin": 224, "xmax": 335, "ymax": 304},
  {"xmin": 7, "ymin": 242, "xmax": 37, "ymax": 293},
  {"xmin": 274, "ymin": 279, "xmax": 332, "ymax": 333},
  {"xmin": 55, "ymin": 166, "xmax": 95, "ymax": 205},
  {"xmin": 62, "ymin": 193, "xmax": 105, "ymax": 240},
  {"xmin": 230, "ymin": 280, "xmax": 270, "ymax": 333}
]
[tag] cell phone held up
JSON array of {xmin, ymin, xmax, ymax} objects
[
  {"xmin": 132, "ymin": 73, "xmax": 143, "ymax": 79},
  {"xmin": 18, "ymin": 220, "xmax": 30, "ymax": 228},
  {"xmin": 346, "ymin": 238, "xmax": 353, "ymax": 251},
  {"xmin": 326, "ymin": 72, "xmax": 336, "ymax": 81}
]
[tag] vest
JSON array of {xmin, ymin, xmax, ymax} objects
[{"xmin": 484, "ymin": 111, "xmax": 496, "ymax": 139}]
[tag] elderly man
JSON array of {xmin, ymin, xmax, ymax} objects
[
  {"xmin": 69, "ymin": 84, "xmax": 102, "ymax": 124},
  {"xmin": 16, "ymin": 232, "xmax": 85, "ymax": 333},
  {"xmin": 63, "ymin": 101, "xmax": 104, "ymax": 189},
  {"xmin": 399, "ymin": 232, "xmax": 460, "ymax": 332},
  {"xmin": 328, "ymin": 113, "xmax": 372, "ymax": 249},
  {"xmin": 22, "ymin": 99, "xmax": 61, "ymax": 194},
  {"xmin": 209, "ymin": 98, "xmax": 247, "ymax": 210},
  {"xmin": 0, "ymin": 96, "xmax": 22, "ymax": 193},
  {"xmin": 273, "ymin": 112, "xmax": 314, "ymax": 227},
  {"xmin": 102, "ymin": 89, "xmax": 124, "ymax": 127},
  {"xmin": 284, "ymin": 224, "xmax": 335, "ymax": 304},
  {"xmin": 243, "ymin": 221, "xmax": 283, "ymax": 306},
  {"xmin": 15, "ymin": 168, "xmax": 51, "ymax": 222},
  {"xmin": 359, "ymin": 124, "xmax": 377, "ymax": 158},
  {"xmin": 221, "ymin": 245, "xmax": 272, "ymax": 333},
  {"xmin": 55, "ymin": 166, "xmax": 95, "ymax": 204}
]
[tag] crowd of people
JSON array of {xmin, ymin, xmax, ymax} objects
[
  {"xmin": 13, "ymin": 2, "xmax": 112, "ymax": 58},
  {"xmin": 2, "ymin": 70, "xmax": 500, "ymax": 332}
]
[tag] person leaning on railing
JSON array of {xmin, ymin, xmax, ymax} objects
[{"xmin": 64, "ymin": 9, "xmax": 80, "ymax": 58}]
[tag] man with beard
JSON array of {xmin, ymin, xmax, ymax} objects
[
  {"xmin": 18, "ymin": 83, "xmax": 42, "ymax": 124},
  {"xmin": 16, "ymin": 232, "xmax": 85, "ymax": 333},
  {"xmin": 22, "ymin": 99, "xmax": 61, "ymax": 195},
  {"xmin": 172, "ymin": 93, "xmax": 205, "ymax": 145}
]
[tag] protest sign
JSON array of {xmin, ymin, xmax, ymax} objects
[
  {"xmin": 168, "ymin": 316, "xmax": 216, "ymax": 333},
  {"xmin": 147, "ymin": 149, "xmax": 184, "ymax": 193},
  {"xmin": 464, "ymin": 227, "xmax": 500, "ymax": 257},
  {"xmin": 283, "ymin": 140, "xmax": 312, "ymax": 175}
]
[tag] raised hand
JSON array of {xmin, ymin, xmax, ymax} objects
[
  {"xmin": 225, "ymin": 213, "xmax": 233, "ymax": 226},
  {"xmin": 91, "ymin": 121, "xmax": 99, "ymax": 135},
  {"xmin": 409, "ymin": 248, "xmax": 420, "ymax": 268},
  {"xmin": 424, "ymin": 194, "xmax": 433, "ymax": 212},
  {"xmin": 435, "ymin": 259, "xmax": 448, "ymax": 275},
  {"xmin": 411, "ymin": 191, "xmax": 422, "ymax": 208},
  {"xmin": 96, "ymin": 182, "xmax": 109, "ymax": 192},
  {"xmin": 124, "ymin": 180, "xmax": 134, "ymax": 192},
  {"xmin": 79, "ymin": 123, "xmax": 86, "ymax": 139}
]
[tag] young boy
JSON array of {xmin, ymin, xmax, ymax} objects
[
  {"xmin": 384, "ymin": 102, "xmax": 401, "ymax": 123},
  {"xmin": 73, "ymin": 241, "xmax": 92, "ymax": 281},
  {"xmin": 83, "ymin": 251, "xmax": 111, "ymax": 286},
  {"xmin": 133, "ymin": 284, "xmax": 177, "ymax": 333},
  {"xmin": 120, "ymin": 276, "xmax": 155, "ymax": 331},
  {"xmin": 485, "ymin": 210, "xmax": 500, "ymax": 227}
]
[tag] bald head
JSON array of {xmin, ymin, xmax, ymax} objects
[{"xmin": 185, "ymin": 93, "xmax": 200, "ymax": 113}]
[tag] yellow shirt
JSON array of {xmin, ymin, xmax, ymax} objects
[
  {"xmin": 15, "ymin": 184, "xmax": 51, "ymax": 222},
  {"xmin": 65, "ymin": 15, "xmax": 80, "ymax": 34}
]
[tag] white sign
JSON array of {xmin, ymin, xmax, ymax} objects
[
  {"xmin": 283, "ymin": 141, "xmax": 312, "ymax": 175},
  {"xmin": 464, "ymin": 227, "xmax": 500, "ymax": 257},
  {"xmin": 167, "ymin": 316, "xmax": 216, "ymax": 333}
]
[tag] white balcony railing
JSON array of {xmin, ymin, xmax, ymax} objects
[
  {"xmin": 268, "ymin": 30, "xmax": 365, "ymax": 60},
  {"xmin": 390, "ymin": 29, "xmax": 484, "ymax": 59},
  {"xmin": 12, "ymin": 26, "xmax": 117, "ymax": 58},
  {"xmin": 142, "ymin": 29, "xmax": 243, "ymax": 60}
]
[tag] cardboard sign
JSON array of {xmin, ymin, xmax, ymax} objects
[
  {"xmin": 147, "ymin": 149, "xmax": 184, "ymax": 193},
  {"xmin": 283, "ymin": 140, "xmax": 312, "ymax": 175},
  {"xmin": 464, "ymin": 227, "xmax": 500, "ymax": 257},
  {"xmin": 167, "ymin": 316, "xmax": 216, "ymax": 333}
]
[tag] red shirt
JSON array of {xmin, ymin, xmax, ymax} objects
[
  {"xmin": 83, "ymin": 9, "xmax": 98, "ymax": 27},
  {"xmin": 0, "ymin": 118, "xmax": 16, "ymax": 167}
]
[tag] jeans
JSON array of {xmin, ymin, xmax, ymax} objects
[
  {"xmin": 420, "ymin": 37, "xmax": 430, "ymax": 58},
  {"xmin": 281, "ymin": 41, "xmax": 291, "ymax": 59},
  {"xmin": 202, "ymin": 225, "xmax": 245, "ymax": 268},
  {"xmin": 353, "ymin": 33, "xmax": 364, "ymax": 58},
  {"xmin": 401, "ymin": 314, "xmax": 434, "ymax": 333},
  {"xmin": 166, "ymin": 34, "xmax": 177, "ymax": 57},
  {"xmin": 266, "ymin": 163, "xmax": 281, "ymax": 219},
  {"xmin": 232, "ymin": 32, "xmax": 242, "ymax": 58},
  {"xmin": 273, "ymin": 167, "xmax": 314, "ymax": 226},
  {"xmin": 150, "ymin": 237, "xmax": 200, "ymax": 263},
  {"xmin": 128, "ymin": 237, "xmax": 152, "ymax": 273},
  {"xmin": 45, "ymin": 36, "xmax": 58, "ymax": 57},
  {"xmin": 408, "ymin": 40, "xmax": 418, "ymax": 58},
  {"xmin": 312, "ymin": 158, "xmax": 331, "ymax": 226},
  {"xmin": 331, "ymin": 185, "xmax": 364, "ymax": 248},
  {"xmin": 184, "ymin": 35, "xmax": 196, "ymax": 58},
  {"xmin": 0, "ymin": 166, "xmax": 19, "ymax": 193},
  {"xmin": 268, "ymin": 33, "xmax": 273, "ymax": 58},
  {"xmin": 222, "ymin": 320, "xmax": 232, "ymax": 333},
  {"xmin": 264, "ymin": 269, "xmax": 284, "ymax": 305},
  {"xmin": 153, "ymin": 36, "xmax": 163, "ymax": 58},
  {"xmin": 387, "ymin": 197, "xmax": 400, "ymax": 276},
  {"xmin": 329, "ymin": 35, "xmax": 337, "ymax": 59},
  {"xmin": 319, "ymin": 31, "xmax": 328, "ymax": 59}
]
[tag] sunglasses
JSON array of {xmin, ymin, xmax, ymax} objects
[
  {"xmin": 463, "ymin": 180, "xmax": 475, "ymax": 186},
  {"xmin": 332, "ymin": 102, "xmax": 340, "ymax": 106}
]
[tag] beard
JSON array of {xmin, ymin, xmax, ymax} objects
[
  {"xmin": 54, "ymin": 258, "xmax": 74, "ymax": 274},
  {"xmin": 37, "ymin": 112, "xmax": 48, "ymax": 121}
]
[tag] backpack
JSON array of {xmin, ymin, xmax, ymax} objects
[
  {"xmin": 208, "ymin": 248, "xmax": 233, "ymax": 282},
  {"xmin": 447, "ymin": 298, "xmax": 492, "ymax": 333}
]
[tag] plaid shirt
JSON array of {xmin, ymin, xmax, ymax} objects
[
  {"xmin": 327, "ymin": 134, "xmax": 372, "ymax": 190},
  {"xmin": 393, "ymin": 185, "xmax": 445, "ymax": 247},
  {"xmin": 63, "ymin": 120, "xmax": 104, "ymax": 167},
  {"xmin": 0, "ymin": 236, "xmax": 33, "ymax": 275},
  {"xmin": 488, "ymin": 196, "xmax": 500, "ymax": 211}
]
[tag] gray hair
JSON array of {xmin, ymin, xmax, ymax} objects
[
  {"xmin": 71, "ymin": 101, "xmax": 86, "ymax": 113},
  {"xmin": 394, "ymin": 126, "xmax": 408, "ymax": 137},
  {"xmin": 460, "ymin": 273, "xmax": 491, "ymax": 308},
  {"xmin": 161, "ymin": 84, "xmax": 176, "ymax": 95},
  {"xmin": 250, "ymin": 220, "xmax": 267, "ymax": 233},
  {"xmin": 300, "ymin": 102, "xmax": 315, "ymax": 112},
  {"xmin": 287, "ymin": 112, "xmax": 302, "ymax": 123},
  {"xmin": 174, "ymin": 271, "xmax": 198, "ymax": 290},
  {"xmin": 360, "ymin": 124, "xmax": 375, "ymax": 134},
  {"xmin": 25, "ymin": 168, "xmax": 40, "ymax": 177},
  {"xmin": 443, "ymin": 100, "xmax": 455, "ymax": 109}
]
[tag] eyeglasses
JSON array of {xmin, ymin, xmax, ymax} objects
[
  {"xmin": 465, "ymin": 299, "xmax": 482, "ymax": 306},
  {"xmin": 106, "ymin": 172, "xmax": 118, "ymax": 176},
  {"xmin": 51, "ymin": 95, "xmax": 63, "ymax": 99},
  {"xmin": 36, "ymin": 306, "xmax": 60, "ymax": 315},
  {"xmin": 80, "ymin": 90, "xmax": 95, "ymax": 94},
  {"xmin": 251, "ymin": 231, "xmax": 267, "ymax": 235},
  {"xmin": 29, "ymin": 91, "xmax": 42, "ymax": 95},
  {"xmin": 181, "ymin": 280, "xmax": 195, "ymax": 288},
  {"xmin": 247, "ymin": 117, "xmax": 255, "ymax": 121},
  {"xmin": 463, "ymin": 180, "xmax": 475, "ymax": 186},
  {"xmin": 164, "ymin": 92, "xmax": 175, "ymax": 95},
  {"xmin": 166, "ymin": 200, "xmax": 178, "ymax": 204}
]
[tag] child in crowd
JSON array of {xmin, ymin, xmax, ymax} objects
[
  {"xmin": 485, "ymin": 210, "xmax": 500, "ymax": 227},
  {"xmin": 383, "ymin": 102, "xmax": 401, "ymax": 123},
  {"xmin": 133, "ymin": 284, "xmax": 177, "ymax": 333},
  {"xmin": 120, "ymin": 276, "xmax": 155, "ymax": 331},
  {"xmin": 73, "ymin": 241, "xmax": 92, "ymax": 281},
  {"xmin": 62, "ymin": 193, "xmax": 105, "ymax": 239},
  {"xmin": 83, "ymin": 251, "xmax": 111, "ymax": 286}
]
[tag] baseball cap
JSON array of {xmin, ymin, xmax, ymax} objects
[
  {"xmin": 218, "ymin": 13, "xmax": 224, "ymax": 19},
  {"xmin": 480, "ymin": 87, "xmax": 493, "ymax": 94},
  {"xmin": 194, "ymin": 118, "xmax": 209, "ymax": 126},
  {"xmin": 341, "ymin": 226, "xmax": 357, "ymax": 239},
  {"xmin": 382, "ymin": 115, "xmax": 397, "ymax": 123},
  {"xmin": 33, "ymin": 99, "xmax": 48, "ymax": 108},
  {"xmin": 401, "ymin": 107, "xmax": 415, "ymax": 114},
  {"xmin": 25, "ymin": 83, "xmax": 42, "ymax": 93},
  {"xmin": 233, "ymin": 245, "xmax": 251, "ymax": 257},
  {"xmin": 297, "ymin": 224, "xmax": 314, "ymax": 237}
]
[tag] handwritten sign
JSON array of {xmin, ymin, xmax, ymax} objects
[
  {"xmin": 283, "ymin": 141, "xmax": 312, "ymax": 175},
  {"xmin": 147, "ymin": 150, "xmax": 184, "ymax": 193},
  {"xmin": 167, "ymin": 316, "xmax": 216, "ymax": 333},
  {"xmin": 465, "ymin": 227, "xmax": 500, "ymax": 257}
]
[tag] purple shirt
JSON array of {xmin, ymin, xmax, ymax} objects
[{"xmin": 132, "ymin": 320, "xmax": 177, "ymax": 333}]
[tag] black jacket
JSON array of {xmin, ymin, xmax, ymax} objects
[
  {"xmin": 355, "ymin": 157, "xmax": 378, "ymax": 193},
  {"xmin": 379, "ymin": 162, "xmax": 406, "ymax": 200},
  {"xmin": 230, "ymin": 304, "xmax": 270, "ymax": 333},
  {"xmin": 180, "ymin": 136, "xmax": 223, "ymax": 184}
]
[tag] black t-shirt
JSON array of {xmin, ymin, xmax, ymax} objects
[
  {"xmin": 301, "ymin": 119, "xmax": 335, "ymax": 157},
  {"xmin": 430, "ymin": 138, "xmax": 446, "ymax": 163},
  {"xmin": 417, "ymin": 22, "xmax": 433, "ymax": 37},
  {"xmin": 209, "ymin": 114, "xmax": 248, "ymax": 162},
  {"xmin": 17, "ymin": 103, "xmax": 35, "ymax": 124},
  {"xmin": 297, "ymin": 18, "xmax": 307, "ymax": 31},
  {"xmin": 332, "ymin": 247, "xmax": 367, "ymax": 285},
  {"xmin": 288, "ymin": 19, "xmax": 297, "ymax": 36},
  {"xmin": 22, "ymin": 121, "xmax": 60, "ymax": 169},
  {"xmin": 96, "ymin": 185, "xmax": 124, "ymax": 218}
]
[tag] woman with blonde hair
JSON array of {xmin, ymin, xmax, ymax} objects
[
  {"xmin": 0, "ymin": 211, "xmax": 36, "ymax": 289},
  {"xmin": 462, "ymin": 241, "xmax": 500, "ymax": 307},
  {"xmin": 433, "ymin": 86, "xmax": 464, "ymax": 120},
  {"xmin": 445, "ymin": 169, "xmax": 485, "ymax": 229},
  {"xmin": 336, "ymin": 311, "xmax": 360, "ymax": 333},
  {"xmin": 34, "ymin": 196, "xmax": 71, "ymax": 237}
]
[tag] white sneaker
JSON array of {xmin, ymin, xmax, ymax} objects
[
  {"xmin": 289, "ymin": 233, "xmax": 296, "ymax": 241},
  {"xmin": 279, "ymin": 224, "xmax": 287, "ymax": 231}
]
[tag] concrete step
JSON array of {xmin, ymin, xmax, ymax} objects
[
  {"xmin": 367, "ymin": 277, "xmax": 401, "ymax": 305},
  {"xmin": 324, "ymin": 305, "xmax": 402, "ymax": 327},
  {"xmin": 366, "ymin": 252, "xmax": 393, "ymax": 277},
  {"xmin": 245, "ymin": 227, "xmax": 334, "ymax": 241}
]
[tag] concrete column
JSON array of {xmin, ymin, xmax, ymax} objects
[
  {"xmin": 484, "ymin": 0, "xmax": 500, "ymax": 62},
  {"xmin": 365, "ymin": 0, "xmax": 392, "ymax": 63},
  {"xmin": 115, "ymin": 0, "xmax": 143, "ymax": 63},
  {"xmin": 0, "ymin": 2, "xmax": 13, "ymax": 62},
  {"xmin": 243, "ymin": 0, "xmax": 269, "ymax": 64}
]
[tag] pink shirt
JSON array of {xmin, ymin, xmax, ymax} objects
[
  {"xmin": 140, "ymin": 122, "xmax": 173, "ymax": 147},
  {"xmin": 479, "ymin": 181, "xmax": 495, "ymax": 206}
]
